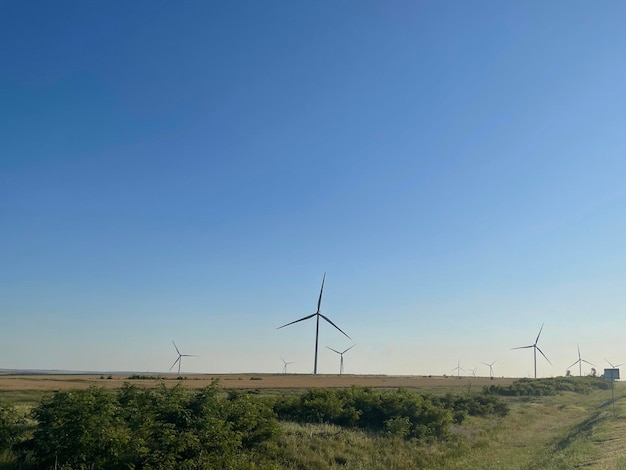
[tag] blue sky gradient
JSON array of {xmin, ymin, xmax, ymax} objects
[{"xmin": 2, "ymin": 1, "xmax": 626, "ymax": 377}]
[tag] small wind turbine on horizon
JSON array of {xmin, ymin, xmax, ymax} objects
[
  {"xmin": 277, "ymin": 273, "xmax": 351, "ymax": 375},
  {"xmin": 483, "ymin": 360, "xmax": 498, "ymax": 379},
  {"xmin": 326, "ymin": 344, "xmax": 356, "ymax": 375},
  {"xmin": 452, "ymin": 360, "xmax": 464, "ymax": 378},
  {"xmin": 468, "ymin": 367, "xmax": 477, "ymax": 378},
  {"xmin": 567, "ymin": 345, "xmax": 594, "ymax": 377},
  {"xmin": 281, "ymin": 358, "xmax": 294, "ymax": 374},
  {"xmin": 169, "ymin": 341, "xmax": 198, "ymax": 375},
  {"xmin": 512, "ymin": 323, "xmax": 551, "ymax": 378},
  {"xmin": 605, "ymin": 359, "xmax": 625, "ymax": 369}
]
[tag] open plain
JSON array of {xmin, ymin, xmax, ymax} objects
[
  {"xmin": 2, "ymin": 373, "xmax": 626, "ymax": 468},
  {"xmin": 0, "ymin": 373, "xmax": 516, "ymax": 392}
]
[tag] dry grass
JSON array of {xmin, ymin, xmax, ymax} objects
[
  {"xmin": 2, "ymin": 375, "xmax": 625, "ymax": 469},
  {"xmin": 0, "ymin": 373, "xmax": 515, "ymax": 392}
]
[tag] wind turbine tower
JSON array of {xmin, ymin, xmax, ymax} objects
[{"xmin": 277, "ymin": 274, "xmax": 351, "ymax": 374}]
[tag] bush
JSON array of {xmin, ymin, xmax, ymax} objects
[
  {"xmin": 275, "ymin": 387, "xmax": 508, "ymax": 440},
  {"xmin": 484, "ymin": 377, "xmax": 610, "ymax": 397},
  {"xmin": 0, "ymin": 402, "xmax": 25, "ymax": 452},
  {"xmin": 22, "ymin": 381, "xmax": 281, "ymax": 469}
]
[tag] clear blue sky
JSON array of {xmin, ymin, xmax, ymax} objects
[{"xmin": 2, "ymin": 1, "xmax": 626, "ymax": 377}]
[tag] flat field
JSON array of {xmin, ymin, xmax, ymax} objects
[
  {"xmin": 0, "ymin": 373, "xmax": 515, "ymax": 392},
  {"xmin": 3, "ymin": 374, "xmax": 626, "ymax": 469}
]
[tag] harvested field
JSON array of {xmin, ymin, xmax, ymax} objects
[{"xmin": 0, "ymin": 373, "xmax": 515, "ymax": 392}]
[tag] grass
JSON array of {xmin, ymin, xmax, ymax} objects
[
  {"xmin": 1, "ymin": 378, "xmax": 624, "ymax": 469},
  {"xmin": 273, "ymin": 384, "xmax": 626, "ymax": 469}
]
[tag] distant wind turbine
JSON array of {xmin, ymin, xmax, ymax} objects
[
  {"xmin": 169, "ymin": 341, "xmax": 198, "ymax": 375},
  {"xmin": 281, "ymin": 358, "xmax": 294, "ymax": 374},
  {"xmin": 605, "ymin": 359, "xmax": 625, "ymax": 369},
  {"xmin": 468, "ymin": 367, "xmax": 477, "ymax": 378},
  {"xmin": 277, "ymin": 273, "xmax": 351, "ymax": 374},
  {"xmin": 512, "ymin": 323, "xmax": 551, "ymax": 378},
  {"xmin": 483, "ymin": 360, "xmax": 498, "ymax": 379},
  {"xmin": 452, "ymin": 360, "xmax": 464, "ymax": 378},
  {"xmin": 326, "ymin": 344, "xmax": 356, "ymax": 375},
  {"xmin": 567, "ymin": 345, "xmax": 594, "ymax": 377}
]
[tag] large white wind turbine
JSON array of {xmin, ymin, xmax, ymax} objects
[
  {"xmin": 483, "ymin": 360, "xmax": 498, "ymax": 379},
  {"xmin": 567, "ymin": 345, "xmax": 594, "ymax": 377},
  {"xmin": 169, "ymin": 341, "xmax": 198, "ymax": 375},
  {"xmin": 452, "ymin": 359, "xmax": 464, "ymax": 378},
  {"xmin": 277, "ymin": 274, "xmax": 351, "ymax": 374},
  {"xmin": 512, "ymin": 324, "xmax": 551, "ymax": 378},
  {"xmin": 281, "ymin": 358, "xmax": 294, "ymax": 374},
  {"xmin": 326, "ymin": 344, "xmax": 356, "ymax": 375}
]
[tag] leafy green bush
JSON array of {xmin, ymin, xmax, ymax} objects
[
  {"xmin": 434, "ymin": 393, "xmax": 509, "ymax": 424},
  {"xmin": 484, "ymin": 377, "xmax": 609, "ymax": 397},
  {"xmin": 21, "ymin": 381, "xmax": 281, "ymax": 469},
  {"xmin": 0, "ymin": 401, "xmax": 25, "ymax": 452},
  {"xmin": 274, "ymin": 386, "xmax": 508, "ymax": 441}
]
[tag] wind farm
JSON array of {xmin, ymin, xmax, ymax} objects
[{"xmin": 3, "ymin": 2, "xmax": 626, "ymax": 467}]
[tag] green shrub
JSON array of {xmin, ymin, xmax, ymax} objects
[
  {"xmin": 275, "ymin": 387, "xmax": 462, "ymax": 440},
  {"xmin": 484, "ymin": 377, "xmax": 610, "ymax": 397},
  {"xmin": 28, "ymin": 387, "xmax": 130, "ymax": 468},
  {"xmin": 22, "ymin": 381, "xmax": 281, "ymax": 469},
  {"xmin": 0, "ymin": 402, "xmax": 25, "ymax": 452}
]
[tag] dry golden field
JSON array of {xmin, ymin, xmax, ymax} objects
[{"xmin": 0, "ymin": 373, "xmax": 516, "ymax": 392}]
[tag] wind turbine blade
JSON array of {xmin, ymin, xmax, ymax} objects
[
  {"xmin": 281, "ymin": 358, "xmax": 286, "ymax": 365},
  {"xmin": 512, "ymin": 345, "xmax": 533, "ymax": 350},
  {"xmin": 277, "ymin": 313, "xmax": 317, "ymax": 329},
  {"xmin": 326, "ymin": 346, "xmax": 341, "ymax": 355},
  {"xmin": 317, "ymin": 273, "xmax": 326, "ymax": 313},
  {"xmin": 577, "ymin": 344, "xmax": 581, "ymax": 359},
  {"xmin": 319, "ymin": 314, "xmax": 351, "ymax": 339},
  {"xmin": 536, "ymin": 346, "xmax": 551, "ymax": 365},
  {"xmin": 342, "ymin": 344, "xmax": 356, "ymax": 354},
  {"xmin": 172, "ymin": 340, "xmax": 181, "ymax": 355},
  {"xmin": 169, "ymin": 357, "xmax": 180, "ymax": 371},
  {"xmin": 567, "ymin": 360, "xmax": 579, "ymax": 370},
  {"xmin": 534, "ymin": 323, "xmax": 545, "ymax": 345},
  {"xmin": 605, "ymin": 359, "xmax": 623, "ymax": 368},
  {"xmin": 181, "ymin": 354, "xmax": 198, "ymax": 357},
  {"xmin": 581, "ymin": 359, "xmax": 595, "ymax": 366}
]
